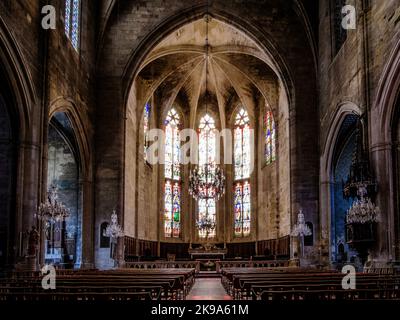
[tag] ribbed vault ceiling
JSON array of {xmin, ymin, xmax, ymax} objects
[{"xmin": 137, "ymin": 17, "xmax": 279, "ymax": 129}]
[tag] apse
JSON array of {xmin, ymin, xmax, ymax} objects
[{"xmin": 123, "ymin": 16, "xmax": 290, "ymax": 252}]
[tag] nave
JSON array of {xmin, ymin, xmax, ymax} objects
[{"xmin": 1, "ymin": 263, "xmax": 399, "ymax": 302}]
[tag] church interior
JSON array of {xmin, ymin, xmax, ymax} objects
[{"xmin": 0, "ymin": 0, "xmax": 400, "ymax": 304}]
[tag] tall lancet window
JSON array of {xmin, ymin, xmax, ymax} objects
[
  {"xmin": 198, "ymin": 114, "xmax": 217, "ymax": 238},
  {"xmin": 264, "ymin": 110, "xmax": 276, "ymax": 165},
  {"xmin": 233, "ymin": 108, "xmax": 251, "ymax": 237},
  {"xmin": 143, "ymin": 102, "xmax": 151, "ymax": 161},
  {"xmin": 65, "ymin": 0, "xmax": 81, "ymax": 50},
  {"xmin": 164, "ymin": 108, "xmax": 181, "ymax": 238}
]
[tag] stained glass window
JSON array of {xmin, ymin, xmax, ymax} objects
[
  {"xmin": 164, "ymin": 108, "xmax": 181, "ymax": 180},
  {"xmin": 234, "ymin": 108, "xmax": 251, "ymax": 180},
  {"xmin": 198, "ymin": 114, "xmax": 216, "ymax": 165},
  {"xmin": 198, "ymin": 114, "xmax": 217, "ymax": 238},
  {"xmin": 234, "ymin": 108, "xmax": 251, "ymax": 237},
  {"xmin": 334, "ymin": 0, "xmax": 347, "ymax": 54},
  {"xmin": 65, "ymin": 0, "xmax": 80, "ymax": 51},
  {"xmin": 264, "ymin": 110, "xmax": 276, "ymax": 165},
  {"xmin": 164, "ymin": 108, "xmax": 181, "ymax": 237},
  {"xmin": 234, "ymin": 182, "xmax": 251, "ymax": 237},
  {"xmin": 198, "ymin": 198, "xmax": 216, "ymax": 238},
  {"xmin": 143, "ymin": 102, "xmax": 151, "ymax": 161}
]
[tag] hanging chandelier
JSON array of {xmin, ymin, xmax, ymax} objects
[
  {"xmin": 291, "ymin": 209, "xmax": 311, "ymax": 238},
  {"xmin": 36, "ymin": 185, "xmax": 70, "ymax": 223},
  {"xmin": 291, "ymin": 209, "xmax": 311, "ymax": 258},
  {"xmin": 189, "ymin": 163, "xmax": 225, "ymax": 201},
  {"xmin": 103, "ymin": 209, "xmax": 124, "ymax": 240},
  {"xmin": 343, "ymin": 119, "xmax": 377, "ymax": 199},
  {"xmin": 342, "ymin": 117, "xmax": 380, "ymax": 224},
  {"xmin": 346, "ymin": 185, "xmax": 380, "ymax": 224}
]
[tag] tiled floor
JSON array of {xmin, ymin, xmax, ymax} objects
[{"xmin": 187, "ymin": 278, "xmax": 232, "ymax": 300}]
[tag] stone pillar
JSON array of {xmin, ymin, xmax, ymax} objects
[
  {"xmin": 81, "ymin": 178, "xmax": 94, "ymax": 268},
  {"xmin": 319, "ymin": 180, "xmax": 333, "ymax": 267},
  {"xmin": 370, "ymin": 142, "xmax": 395, "ymax": 262},
  {"xmin": 116, "ymin": 237, "xmax": 125, "ymax": 268},
  {"xmin": 18, "ymin": 140, "xmax": 41, "ymax": 268}
]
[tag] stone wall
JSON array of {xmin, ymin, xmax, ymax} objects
[
  {"xmin": 318, "ymin": 0, "xmax": 400, "ymax": 264},
  {"xmin": 0, "ymin": 0, "xmax": 97, "ymax": 266}
]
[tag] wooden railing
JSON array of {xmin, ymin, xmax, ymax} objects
[
  {"xmin": 125, "ymin": 261, "xmax": 201, "ymax": 273},
  {"xmin": 216, "ymin": 260, "xmax": 289, "ymax": 273}
]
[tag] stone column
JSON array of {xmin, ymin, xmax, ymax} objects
[
  {"xmin": 370, "ymin": 142, "xmax": 395, "ymax": 261},
  {"xmin": 18, "ymin": 140, "xmax": 41, "ymax": 268},
  {"xmin": 319, "ymin": 180, "xmax": 333, "ymax": 266},
  {"xmin": 81, "ymin": 178, "xmax": 94, "ymax": 268}
]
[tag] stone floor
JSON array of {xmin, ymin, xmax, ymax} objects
[{"xmin": 187, "ymin": 277, "xmax": 232, "ymax": 300}]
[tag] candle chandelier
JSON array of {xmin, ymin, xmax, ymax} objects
[
  {"xmin": 291, "ymin": 210, "xmax": 311, "ymax": 238},
  {"xmin": 36, "ymin": 185, "xmax": 70, "ymax": 223},
  {"xmin": 188, "ymin": 7, "xmax": 226, "ymax": 239},
  {"xmin": 346, "ymin": 185, "xmax": 380, "ymax": 224},
  {"xmin": 103, "ymin": 209, "xmax": 124, "ymax": 240},
  {"xmin": 189, "ymin": 163, "xmax": 225, "ymax": 201},
  {"xmin": 342, "ymin": 117, "xmax": 380, "ymax": 224},
  {"xmin": 291, "ymin": 209, "xmax": 311, "ymax": 257},
  {"xmin": 343, "ymin": 119, "xmax": 377, "ymax": 199}
]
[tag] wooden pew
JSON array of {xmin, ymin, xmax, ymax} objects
[
  {"xmin": 220, "ymin": 267, "xmax": 400, "ymax": 301},
  {"xmin": 0, "ymin": 268, "xmax": 195, "ymax": 301}
]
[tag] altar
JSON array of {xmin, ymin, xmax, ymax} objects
[
  {"xmin": 188, "ymin": 245, "xmax": 227, "ymax": 271},
  {"xmin": 188, "ymin": 245, "xmax": 227, "ymax": 260}
]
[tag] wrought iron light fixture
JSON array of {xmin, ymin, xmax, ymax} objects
[
  {"xmin": 343, "ymin": 117, "xmax": 379, "ymax": 264},
  {"xmin": 343, "ymin": 120, "xmax": 377, "ymax": 199},
  {"xmin": 189, "ymin": 163, "xmax": 226, "ymax": 201}
]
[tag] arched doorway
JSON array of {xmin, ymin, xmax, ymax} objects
[
  {"xmin": 46, "ymin": 112, "xmax": 82, "ymax": 268},
  {"xmin": 0, "ymin": 92, "xmax": 17, "ymax": 270},
  {"xmin": 330, "ymin": 114, "xmax": 359, "ymax": 266}
]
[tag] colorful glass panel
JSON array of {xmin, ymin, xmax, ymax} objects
[
  {"xmin": 172, "ymin": 182, "xmax": 181, "ymax": 238},
  {"xmin": 164, "ymin": 181, "xmax": 173, "ymax": 237},
  {"xmin": 264, "ymin": 110, "xmax": 276, "ymax": 165},
  {"xmin": 65, "ymin": 0, "xmax": 80, "ymax": 51},
  {"xmin": 143, "ymin": 102, "xmax": 151, "ymax": 161},
  {"xmin": 65, "ymin": 0, "xmax": 71, "ymax": 36},
  {"xmin": 234, "ymin": 108, "xmax": 251, "ymax": 237},
  {"xmin": 71, "ymin": 0, "xmax": 80, "ymax": 50},
  {"xmin": 198, "ymin": 198, "xmax": 216, "ymax": 238},
  {"xmin": 164, "ymin": 108, "xmax": 181, "ymax": 238},
  {"xmin": 198, "ymin": 114, "xmax": 217, "ymax": 238}
]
